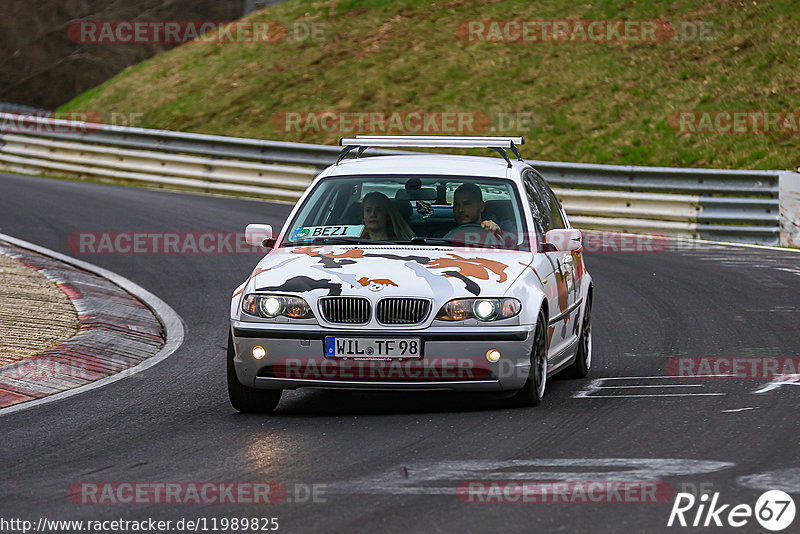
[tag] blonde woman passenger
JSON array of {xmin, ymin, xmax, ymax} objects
[{"xmin": 360, "ymin": 192, "xmax": 415, "ymax": 241}]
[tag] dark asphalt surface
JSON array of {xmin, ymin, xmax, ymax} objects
[{"xmin": 1, "ymin": 172, "xmax": 798, "ymax": 533}]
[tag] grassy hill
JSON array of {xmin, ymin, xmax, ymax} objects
[{"xmin": 60, "ymin": 0, "xmax": 799, "ymax": 170}]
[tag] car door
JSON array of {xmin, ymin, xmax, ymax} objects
[
  {"xmin": 546, "ymin": 182, "xmax": 583, "ymax": 306},
  {"xmin": 523, "ymin": 171, "xmax": 577, "ymax": 360}
]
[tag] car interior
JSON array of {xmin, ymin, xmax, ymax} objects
[{"xmin": 286, "ymin": 176, "xmax": 528, "ymax": 248}]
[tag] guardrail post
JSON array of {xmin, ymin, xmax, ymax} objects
[{"xmin": 779, "ymin": 171, "xmax": 800, "ymax": 247}]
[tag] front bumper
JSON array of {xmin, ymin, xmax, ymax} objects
[{"xmin": 230, "ymin": 321, "xmax": 535, "ymax": 392}]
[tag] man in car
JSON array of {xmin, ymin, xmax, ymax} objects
[{"xmin": 442, "ymin": 183, "xmax": 501, "ymax": 243}]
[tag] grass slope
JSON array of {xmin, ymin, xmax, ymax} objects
[{"xmin": 60, "ymin": 0, "xmax": 800, "ymax": 170}]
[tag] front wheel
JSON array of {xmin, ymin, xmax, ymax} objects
[
  {"xmin": 227, "ymin": 333, "xmax": 281, "ymax": 413},
  {"xmin": 510, "ymin": 310, "xmax": 548, "ymax": 407}
]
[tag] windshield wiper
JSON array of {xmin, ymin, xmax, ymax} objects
[
  {"xmin": 399, "ymin": 237, "xmax": 511, "ymax": 249},
  {"xmin": 395, "ymin": 237, "xmax": 466, "ymax": 247}
]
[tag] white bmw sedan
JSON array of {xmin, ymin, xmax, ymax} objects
[{"xmin": 228, "ymin": 136, "xmax": 592, "ymax": 412}]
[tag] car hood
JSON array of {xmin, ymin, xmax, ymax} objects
[{"xmin": 245, "ymin": 245, "xmax": 534, "ymax": 300}]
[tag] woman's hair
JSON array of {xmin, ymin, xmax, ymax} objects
[{"xmin": 360, "ymin": 192, "xmax": 415, "ymax": 240}]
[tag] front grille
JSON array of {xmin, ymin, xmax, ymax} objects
[
  {"xmin": 319, "ymin": 297, "xmax": 371, "ymax": 324},
  {"xmin": 377, "ymin": 298, "xmax": 431, "ymax": 325}
]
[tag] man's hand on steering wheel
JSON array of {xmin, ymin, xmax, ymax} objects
[{"xmin": 481, "ymin": 219, "xmax": 501, "ymax": 234}]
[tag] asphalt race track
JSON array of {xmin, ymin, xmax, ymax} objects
[{"xmin": 1, "ymin": 172, "xmax": 798, "ymax": 533}]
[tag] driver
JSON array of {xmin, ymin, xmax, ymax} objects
[{"xmin": 443, "ymin": 183, "xmax": 500, "ymax": 240}]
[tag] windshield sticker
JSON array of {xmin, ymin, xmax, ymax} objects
[{"xmin": 291, "ymin": 225, "xmax": 364, "ymax": 241}]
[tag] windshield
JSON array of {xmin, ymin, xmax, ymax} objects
[{"xmin": 281, "ymin": 175, "xmax": 531, "ymax": 250}]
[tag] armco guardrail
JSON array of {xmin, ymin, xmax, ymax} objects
[
  {"xmin": 1, "ymin": 112, "xmax": 796, "ymax": 246},
  {"xmin": 533, "ymin": 161, "xmax": 787, "ymax": 245}
]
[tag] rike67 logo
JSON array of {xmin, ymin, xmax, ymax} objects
[{"xmin": 668, "ymin": 490, "xmax": 796, "ymax": 531}]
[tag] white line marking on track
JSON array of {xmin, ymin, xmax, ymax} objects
[
  {"xmin": 739, "ymin": 468, "xmax": 800, "ymax": 494},
  {"xmin": 599, "ymin": 375, "xmax": 692, "ymax": 380},
  {"xmin": 573, "ymin": 376, "xmax": 727, "ymax": 399},
  {"xmin": 580, "ymin": 393, "xmax": 725, "ymax": 398},
  {"xmin": 595, "ymin": 384, "xmax": 703, "ymax": 389},
  {"xmin": 669, "ymin": 236, "xmax": 800, "ymax": 254},
  {"xmin": 601, "ymin": 374, "xmax": 733, "ymax": 379},
  {"xmin": 330, "ymin": 458, "xmax": 736, "ymax": 495},
  {"xmin": 753, "ymin": 374, "xmax": 800, "ymax": 394}
]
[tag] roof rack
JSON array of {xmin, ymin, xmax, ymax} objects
[{"xmin": 337, "ymin": 135, "xmax": 525, "ymax": 167}]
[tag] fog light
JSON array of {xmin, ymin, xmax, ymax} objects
[
  {"xmin": 486, "ymin": 349, "xmax": 501, "ymax": 362},
  {"xmin": 252, "ymin": 346, "xmax": 266, "ymax": 360}
]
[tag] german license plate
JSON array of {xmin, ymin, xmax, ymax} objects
[{"xmin": 325, "ymin": 337, "xmax": 421, "ymax": 359}]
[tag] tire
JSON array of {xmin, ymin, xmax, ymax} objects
[
  {"xmin": 564, "ymin": 295, "xmax": 592, "ymax": 379},
  {"xmin": 227, "ymin": 333, "xmax": 281, "ymax": 413},
  {"xmin": 510, "ymin": 310, "xmax": 548, "ymax": 407}
]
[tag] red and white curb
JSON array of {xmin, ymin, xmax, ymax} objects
[{"xmin": 0, "ymin": 233, "xmax": 184, "ymax": 415}]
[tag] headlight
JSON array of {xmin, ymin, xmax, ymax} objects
[
  {"xmin": 435, "ymin": 298, "xmax": 521, "ymax": 322},
  {"xmin": 243, "ymin": 294, "xmax": 314, "ymax": 319},
  {"xmin": 260, "ymin": 297, "xmax": 282, "ymax": 318},
  {"xmin": 474, "ymin": 299, "xmax": 499, "ymax": 321}
]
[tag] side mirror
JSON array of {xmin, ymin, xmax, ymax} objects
[
  {"xmin": 245, "ymin": 224, "xmax": 274, "ymax": 248},
  {"xmin": 544, "ymin": 228, "xmax": 582, "ymax": 252}
]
